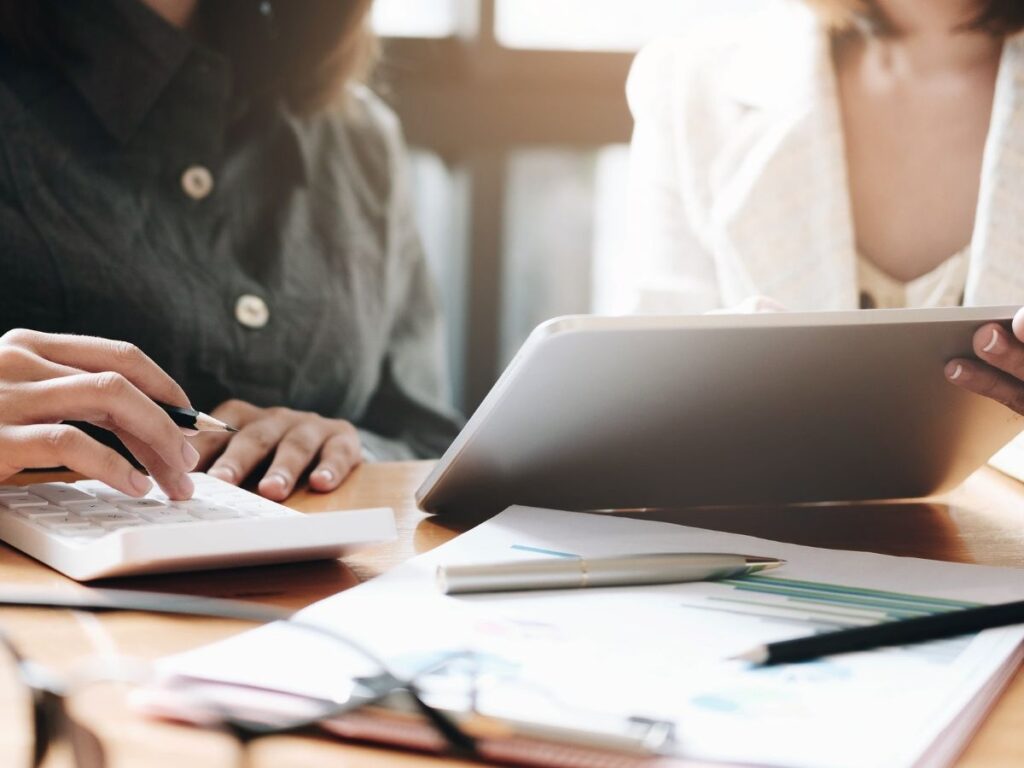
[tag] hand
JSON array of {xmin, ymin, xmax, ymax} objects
[
  {"xmin": 0, "ymin": 329, "xmax": 200, "ymax": 498},
  {"xmin": 192, "ymin": 400, "xmax": 362, "ymax": 500},
  {"xmin": 946, "ymin": 308, "xmax": 1024, "ymax": 415}
]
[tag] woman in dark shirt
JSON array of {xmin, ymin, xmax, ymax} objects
[{"xmin": 0, "ymin": 0, "xmax": 461, "ymax": 499}]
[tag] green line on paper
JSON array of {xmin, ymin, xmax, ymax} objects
[
  {"xmin": 728, "ymin": 584, "xmax": 954, "ymax": 617},
  {"xmin": 724, "ymin": 576, "xmax": 980, "ymax": 610},
  {"xmin": 679, "ymin": 600, "xmax": 855, "ymax": 628},
  {"xmin": 707, "ymin": 596, "xmax": 898, "ymax": 623}
]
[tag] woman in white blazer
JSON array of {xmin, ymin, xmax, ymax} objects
[{"xmin": 626, "ymin": 0, "xmax": 1024, "ymax": 413}]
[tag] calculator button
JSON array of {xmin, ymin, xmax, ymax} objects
[
  {"xmin": 79, "ymin": 512, "xmax": 141, "ymax": 524},
  {"xmin": 97, "ymin": 519, "xmax": 147, "ymax": 530},
  {"xmin": 181, "ymin": 507, "xmax": 240, "ymax": 520},
  {"xmin": 0, "ymin": 487, "xmax": 30, "ymax": 499},
  {"xmin": 94, "ymin": 490, "xmax": 146, "ymax": 504},
  {"xmin": 67, "ymin": 501, "xmax": 119, "ymax": 516},
  {"xmin": 1, "ymin": 494, "xmax": 50, "ymax": 509},
  {"xmin": 136, "ymin": 509, "xmax": 196, "ymax": 524},
  {"xmin": 173, "ymin": 502, "xmax": 242, "ymax": 520},
  {"xmin": 27, "ymin": 484, "xmax": 97, "ymax": 506},
  {"xmin": 111, "ymin": 498, "xmax": 168, "ymax": 511},
  {"xmin": 16, "ymin": 505, "xmax": 71, "ymax": 520}
]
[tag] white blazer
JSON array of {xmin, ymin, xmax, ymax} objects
[{"xmin": 624, "ymin": 2, "xmax": 1024, "ymax": 314}]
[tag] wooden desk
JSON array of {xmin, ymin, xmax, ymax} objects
[{"xmin": 2, "ymin": 462, "xmax": 1023, "ymax": 767}]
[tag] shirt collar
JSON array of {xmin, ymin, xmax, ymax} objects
[{"xmin": 53, "ymin": 0, "xmax": 197, "ymax": 144}]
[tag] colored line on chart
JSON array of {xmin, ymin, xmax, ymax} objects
[
  {"xmin": 510, "ymin": 544, "xmax": 580, "ymax": 559},
  {"xmin": 677, "ymin": 576, "xmax": 977, "ymax": 664},
  {"xmin": 720, "ymin": 576, "xmax": 979, "ymax": 619},
  {"xmin": 676, "ymin": 600, "xmax": 856, "ymax": 630},
  {"xmin": 725, "ymin": 576, "xmax": 979, "ymax": 608}
]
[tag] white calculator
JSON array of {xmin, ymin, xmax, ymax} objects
[{"xmin": 0, "ymin": 473, "xmax": 396, "ymax": 580}]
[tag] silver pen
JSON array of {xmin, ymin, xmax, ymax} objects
[{"xmin": 437, "ymin": 553, "xmax": 785, "ymax": 595}]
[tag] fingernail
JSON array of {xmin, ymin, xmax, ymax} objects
[
  {"xmin": 171, "ymin": 474, "xmax": 194, "ymax": 500},
  {"xmin": 314, "ymin": 468, "xmax": 335, "ymax": 485},
  {"xmin": 182, "ymin": 441, "xmax": 200, "ymax": 470},
  {"xmin": 209, "ymin": 465, "xmax": 236, "ymax": 482},
  {"xmin": 130, "ymin": 470, "xmax": 152, "ymax": 496},
  {"xmin": 263, "ymin": 473, "xmax": 288, "ymax": 489},
  {"xmin": 983, "ymin": 328, "xmax": 1002, "ymax": 354},
  {"xmin": 259, "ymin": 473, "xmax": 289, "ymax": 499},
  {"xmin": 947, "ymin": 362, "xmax": 964, "ymax": 381}
]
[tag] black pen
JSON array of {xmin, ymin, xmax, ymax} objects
[
  {"xmin": 159, "ymin": 402, "xmax": 238, "ymax": 433},
  {"xmin": 732, "ymin": 598, "xmax": 1024, "ymax": 665}
]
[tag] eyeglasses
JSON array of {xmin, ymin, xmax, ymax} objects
[
  {"xmin": 0, "ymin": 588, "xmax": 477, "ymax": 767},
  {"xmin": 398, "ymin": 650, "xmax": 676, "ymax": 755}
]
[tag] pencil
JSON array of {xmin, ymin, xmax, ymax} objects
[
  {"xmin": 732, "ymin": 599, "xmax": 1024, "ymax": 665},
  {"xmin": 159, "ymin": 402, "xmax": 238, "ymax": 433}
]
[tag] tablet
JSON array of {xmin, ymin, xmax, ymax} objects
[{"xmin": 417, "ymin": 306, "xmax": 1024, "ymax": 518}]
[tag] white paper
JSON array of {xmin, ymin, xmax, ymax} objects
[{"xmin": 161, "ymin": 507, "xmax": 1024, "ymax": 768}]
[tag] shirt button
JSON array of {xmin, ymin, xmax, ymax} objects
[
  {"xmin": 234, "ymin": 294, "xmax": 270, "ymax": 329},
  {"xmin": 181, "ymin": 165, "xmax": 214, "ymax": 200}
]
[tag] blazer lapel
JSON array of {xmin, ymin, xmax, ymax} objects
[
  {"xmin": 710, "ymin": 8, "xmax": 858, "ymax": 311},
  {"xmin": 966, "ymin": 32, "xmax": 1024, "ymax": 306}
]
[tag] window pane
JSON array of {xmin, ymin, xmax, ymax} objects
[
  {"xmin": 495, "ymin": 0, "xmax": 767, "ymax": 51},
  {"xmin": 408, "ymin": 151, "xmax": 469, "ymax": 408},
  {"xmin": 590, "ymin": 144, "xmax": 633, "ymax": 315},
  {"xmin": 500, "ymin": 150, "xmax": 597, "ymax": 367},
  {"xmin": 372, "ymin": 0, "xmax": 461, "ymax": 38}
]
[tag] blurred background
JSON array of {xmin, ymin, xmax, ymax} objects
[{"xmin": 371, "ymin": 0, "xmax": 760, "ymax": 412}]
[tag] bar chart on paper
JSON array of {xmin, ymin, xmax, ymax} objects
[
  {"xmin": 507, "ymin": 540, "xmax": 981, "ymax": 663},
  {"xmin": 684, "ymin": 575, "xmax": 980, "ymax": 662}
]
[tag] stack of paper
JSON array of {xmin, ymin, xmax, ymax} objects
[
  {"xmin": 989, "ymin": 433, "xmax": 1024, "ymax": 483},
  {"xmin": 155, "ymin": 507, "xmax": 1024, "ymax": 767}
]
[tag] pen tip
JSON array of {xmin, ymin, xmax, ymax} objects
[
  {"xmin": 225, "ymin": 426, "xmax": 239, "ymax": 433},
  {"xmin": 728, "ymin": 647, "xmax": 769, "ymax": 664},
  {"xmin": 744, "ymin": 556, "xmax": 786, "ymax": 573}
]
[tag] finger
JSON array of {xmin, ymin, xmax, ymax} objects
[
  {"xmin": 1, "ymin": 329, "xmax": 190, "ymax": 408},
  {"xmin": 972, "ymin": 323, "xmax": 1024, "ymax": 382},
  {"xmin": 192, "ymin": 400, "xmax": 259, "ymax": 471},
  {"xmin": 117, "ymin": 432, "xmax": 195, "ymax": 501},
  {"xmin": 20, "ymin": 373, "xmax": 199, "ymax": 473},
  {"xmin": 0, "ymin": 424, "xmax": 152, "ymax": 497},
  {"xmin": 945, "ymin": 358, "xmax": 1024, "ymax": 415},
  {"xmin": 258, "ymin": 421, "xmax": 329, "ymax": 500},
  {"xmin": 191, "ymin": 432, "xmax": 232, "ymax": 471},
  {"xmin": 208, "ymin": 416, "xmax": 291, "ymax": 486},
  {"xmin": 209, "ymin": 398, "xmax": 261, "ymax": 426},
  {"xmin": 309, "ymin": 428, "xmax": 362, "ymax": 493},
  {"xmin": 0, "ymin": 343, "xmax": 79, "ymax": 384}
]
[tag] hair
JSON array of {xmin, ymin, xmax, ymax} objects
[
  {"xmin": 0, "ymin": 0, "xmax": 378, "ymax": 115},
  {"xmin": 804, "ymin": 0, "xmax": 1024, "ymax": 35}
]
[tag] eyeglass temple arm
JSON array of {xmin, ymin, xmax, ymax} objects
[{"xmin": 0, "ymin": 588, "xmax": 478, "ymax": 758}]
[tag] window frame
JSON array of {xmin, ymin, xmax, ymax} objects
[{"xmin": 378, "ymin": 0, "xmax": 633, "ymax": 410}]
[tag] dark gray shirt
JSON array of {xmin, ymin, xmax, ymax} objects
[{"xmin": 0, "ymin": 0, "xmax": 462, "ymax": 459}]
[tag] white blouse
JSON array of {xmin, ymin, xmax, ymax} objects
[
  {"xmin": 624, "ymin": 4, "xmax": 1024, "ymax": 314},
  {"xmin": 857, "ymin": 250, "xmax": 970, "ymax": 309}
]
